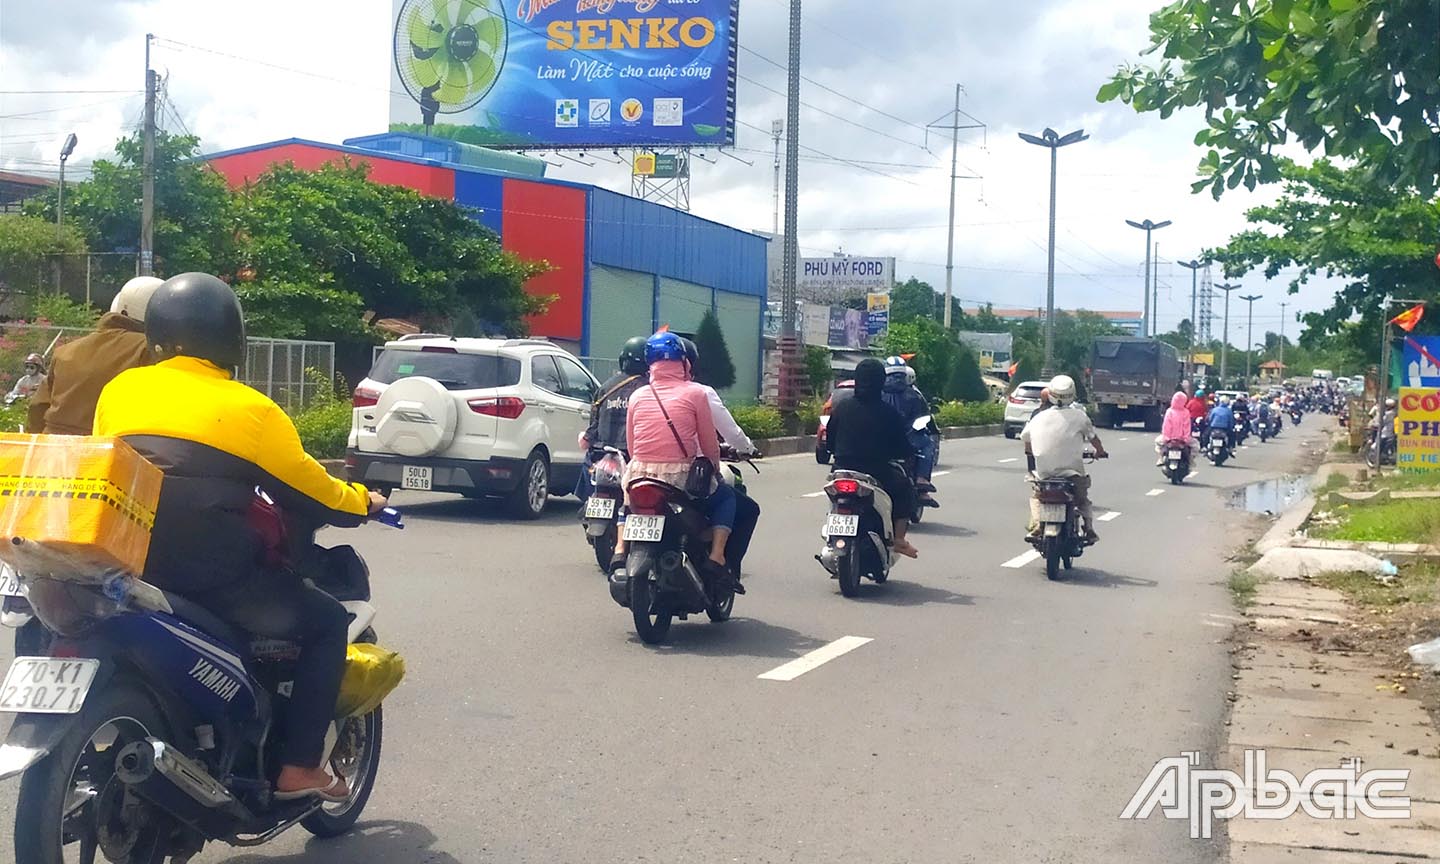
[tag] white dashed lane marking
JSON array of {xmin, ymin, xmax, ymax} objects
[
  {"xmin": 1002, "ymin": 550, "xmax": 1042, "ymax": 568},
  {"xmin": 758, "ymin": 636, "xmax": 874, "ymax": 681},
  {"xmin": 1097, "ymin": 511, "xmax": 1121, "ymax": 522},
  {"xmin": 1146, "ymin": 488, "xmax": 1167, "ymax": 497},
  {"xmin": 802, "ymin": 491, "xmax": 826, "ymax": 498},
  {"xmin": 998, "ymin": 458, "xmax": 1019, "ymax": 464}
]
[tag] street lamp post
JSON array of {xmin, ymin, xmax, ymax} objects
[
  {"xmin": 1177, "ymin": 259, "xmax": 1204, "ymax": 375},
  {"xmin": 1126, "ymin": 218, "xmax": 1171, "ymax": 339},
  {"xmin": 1019, "ymin": 127, "xmax": 1088, "ymax": 375},
  {"xmin": 1216, "ymin": 283, "xmax": 1240, "ymax": 384},
  {"xmin": 1240, "ymin": 294, "xmax": 1262, "ymax": 384},
  {"xmin": 56, "ymin": 133, "xmax": 77, "ymax": 235}
]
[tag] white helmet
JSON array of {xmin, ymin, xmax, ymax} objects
[
  {"xmin": 110, "ymin": 276, "xmax": 164, "ymax": 322},
  {"xmin": 904, "ymin": 366, "xmax": 916, "ymax": 385},
  {"xmin": 1048, "ymin": 374, "xmax": 1076, "ymax": 405}
]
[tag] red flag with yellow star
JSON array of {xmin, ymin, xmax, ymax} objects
[{"xmin": 1390, "ymin": 303, "xmax": 1425, "ymax": 333}]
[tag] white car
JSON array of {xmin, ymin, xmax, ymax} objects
[
  {"xmin": 346, "ymin": 336, "xmax": 600, "ymax": 519},
  {"xmin": 1003, "ymin": 380, "xmax": 1049, "ymax": 439}
]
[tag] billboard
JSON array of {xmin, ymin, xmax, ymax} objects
[
  {"xmin": 1402, "ymin": 336, "xmax": 1440, "ymax": 388},
  {"xmin": 389, "ymin": 0, "xmax": 738, "ymax": 149},
  {"xmin": 799, "ymin": 256, "xmax": 895, "ymax": 301},
  {"xmin": 1396, "ymin": 388, "xmax": 1440, "ymax": 472},
  {"xmin": 866, "ymin": 292, "xmax": 889, "ymax": 344}
]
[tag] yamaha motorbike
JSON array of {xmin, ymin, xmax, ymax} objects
[
  {"xmin": 581, "ymin": 447, "xmax": 626, "ymax": 572},
  {"xmin": 608, "ymin": 456, "xmax": 756, "ymax": 645},
  {"xmin": 906, "ymin": 414, "xmax": 940, "ymax": 523},
  {"xmin": 815, "ymin": 467, "xmax": 897, "ymax": 597},
  {"xmin": 0, "ymin": 508, "xmax": 404, "ymax": 864}
]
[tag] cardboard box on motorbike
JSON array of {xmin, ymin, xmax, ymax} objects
[{"xmin": 0, "ymin": 433, "xmax": 162, "ymax": 580}]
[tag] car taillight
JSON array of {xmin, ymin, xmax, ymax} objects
[
  {"xmin": 353, "ymin": 386, "xmax": 380, "ymax": 408},
  {"xmin": 833, "ymin": 478, "xmax": 860, "ymax": 495},
  {"xmin": 627, "ymin": 483, "xmax": 670, "ymax": 514},
  {"xmin": 468, "ymin": 396, "xmax": 525, "ymax": 419},
  {"xmin": 1008, "ymin": 395, "xmax": 1026, "ymax": 405}
]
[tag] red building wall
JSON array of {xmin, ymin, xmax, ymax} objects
[
  {"xmin": 206, "ymin": 142, "xmax": 456, "ymax": 198},
  {"xmin": 501, "ymin": 179, "xmax": 586, "ymax": 342}
]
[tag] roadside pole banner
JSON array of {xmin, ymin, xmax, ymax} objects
[
  {"xmin": 866, "ymin": 292, "xmax": 890, "ymax": 345},
  {"xmin": 1396, "ymin": 387, "xmax": 1440, "ymax": 472}
]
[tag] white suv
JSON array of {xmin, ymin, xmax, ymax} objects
[{"xmin": 346, "ymin": 336, "xmax": 600, "ymax": 519}]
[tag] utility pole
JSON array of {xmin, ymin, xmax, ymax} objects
[
  {"xmin": 1018, "ymin": 127, "xmax": 1087, "ymax": 374},
  {"xmin": 1278, "ymin": 301, "xmax": 1288, "ymax": 380},
  {"xmin": 140, "ymin": 33, "xmax": 156, "ymax": 277},
  {"xmin": 770, "ymin": 119, "xmax": 783, "ymax": 236},
  {"xmin": 1240, "ymin": 294, "xmax": 1262, "ymax": 383},
  {"xmin": 929, "ymin": 89, "xmax": 984, "ymax": 329},
  {"xmin": 1151, "ymin": 242, "xmax": 1160, "ymax": 336},
  {"xmin": 1126, "ymin": 218, "xmax": 1171, "ymax": 338},
  {"xmin": 777, "ymin": 1, "xmax": 802, "ymax": 414},
  {"xmin": 1178, "ymin": 259, "xmax": 1204, "ymax": 375},
  {"xmin": 1217, "ymin": 283, "xmax": 1240, "ymax": 384}
]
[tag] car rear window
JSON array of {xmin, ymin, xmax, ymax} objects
[
  {"xmin": 1014, "ymin": 386, "xmax": 1044, "ymax": 400},
  {"xmin": 370, "ymin": 349, "xmax": 520, "ymax": 391}
]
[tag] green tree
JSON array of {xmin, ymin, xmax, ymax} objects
[
  {"xmin": 804, "ymin": 344, "xmax": 833, "ymax": 396},
  {"xmin": 880, "ymin": 318, "xmax": 956, "ymax": 397},
  {"xmin": 691, "ymin": 308, "xmax": 736, "ymax": 390},
  {"xmin": 946, "ymin": 346, "xmax": 990, "ymax": 402},
  {"xmin": 890, "ymin": 277, "xmax": 939, "ymax": 323},
  {"xmin": 970, "ymin": 303, "xmax": 1005, "ymax": 332},
  {"xmin": 24, "ymin": 131, "xmax": 238, "ymax": 283},
  {"xmin": 0, "ymin": 216, "xmax": 88, "ymax": 296},
  {"xmin": 234, "ymin": 161, "xmax": 546, "ymax": 340},
  {"xmin": 1207, "ymin": 159, "xmax": 1440, "ymax": 356},
  {"xmin": 1099, "ymin": 0, "xmax": 1440, "ymax": 197}
]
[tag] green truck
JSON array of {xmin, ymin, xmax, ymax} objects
[{"xmin": 1088, "ymin": 337, "xmax": 1182, "ymax": 431}]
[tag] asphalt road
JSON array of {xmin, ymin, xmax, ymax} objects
[{"xmin": 0, "ymin": 417, "xmax": 1334, "ymax": 863}]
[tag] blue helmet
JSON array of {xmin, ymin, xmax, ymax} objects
[{"xmin": 645, "ymin": 330, "xmax": 686, "ymax": 364}]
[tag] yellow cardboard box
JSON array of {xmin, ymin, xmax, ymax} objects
[{"xmin": 0, "ymin": 434, "xmax": 163, "ymax": 579}]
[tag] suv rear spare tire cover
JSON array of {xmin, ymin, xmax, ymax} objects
[{"xmin": 374, "ymin": 376, "xmax": 459, "ymax": 458}]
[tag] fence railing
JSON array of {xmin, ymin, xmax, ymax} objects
[{"xmin": 0, "ymin": 324, "xmax": 335, "ymax": 413}]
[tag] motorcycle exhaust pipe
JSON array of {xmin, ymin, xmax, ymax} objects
[{"xmin": 115, "ymin": 738, "xmax": 253, "ymax": 839}]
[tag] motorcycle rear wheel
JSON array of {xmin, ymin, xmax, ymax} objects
[
  {"xmin": 630, "ymin": 577, "xmax": 672, "ymax": 644},
  {"xmin": 1043, "ymin": 537, "xmax": 1061, "ymax": 581},
  {"xmin": 706, "ymin": 587, "xmax": 734, "ymax": 623},
  {"xmin": 14, "ymin": 681, "xmax": 172, "ymax": 864},
  {"xmin": 301, "ymin": 707, "xmax": 383, "ymax": 838},
  {"xmin": 592, "ymin": 526, "xmax": 617, "ymax": 574},
  {"xmin": 838, "ymin": 550, "xmax": 862, "ymax": 598}
]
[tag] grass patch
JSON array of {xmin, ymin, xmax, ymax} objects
[
  {"xmin": 1313, "ymin": 498, "xmax": 1440, "ymax": 544},
  {"xmin": 1315, "ymin": 563, "xmax": 1440, "ymax": 610},
  {"xmin": 1315, "ymin": 472, "xmax": 1350, "ymax": 495},
  {"xmin": 1229, "ymin": 570, "xmax": 1260, "ymax": 607},
  {"xmin": 1371, "ymin": 472, "xmax": 1440, "ymax": 493}
]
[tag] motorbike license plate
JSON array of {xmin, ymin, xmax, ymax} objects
[
  {"xmin": 1168, "ymin": 450, "xmax": 1184, "ymax": 459},
  {"xmin": 0, "ymin": 658, "xmax": 100, "ymax": 715},
  {"xmin": 825, "ymin": 514, "xmax": 860, "ymax": 537},
  {"xmin": 401, "ymin": 465, "xmax": 432, "ymax": 491},
  {"xmin": 1039, "ymin": 504, "xmax": 1068, "ymax": 523},
  {"xmin": 0, "ymin": 565, "xmax": 21, "ymax": 597},
  {"xmin": 622, "ymin": 515, "xmax": 665, "ymax": 542},
  {"xmin": 584, "ymin": 497, "xmax": 616, "ymax": 519}
]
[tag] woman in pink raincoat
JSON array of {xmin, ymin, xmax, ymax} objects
[{"xmin": 1156, "ymin": 390, "xmax": 1194, "ymax": 465}]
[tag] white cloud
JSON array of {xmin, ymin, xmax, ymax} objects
[{"xmin": 0, "ymin": 0, "xmax": 1340, "ymax": 341}]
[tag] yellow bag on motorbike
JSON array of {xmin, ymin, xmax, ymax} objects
[{"xmin": 334, "ymin": 643, "xmax": 406, "ymax": 719}]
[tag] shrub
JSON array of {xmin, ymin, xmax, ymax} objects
[
  {"xmin": 935, "ymin": 400, "xmax": 1003, "ymax": 428},
  {"xmin": 796, "ymin": 397, "xmax": 822, "ymax": 432},
  {"xmin": 289, "ymin": 369, "xmax": 353, "ymax": 459},
  {"xmin": 946, "ymin": 345, "xmax": 990, "ymax": 402},
  {"xmin": 728, "ymin": 404, "xmax": 784, "ymax": 440},
  {"xmin": 0, "ymin": 402, "xmax": 26, "ymax": 433},
  {"xmin": 692, "ymin": 309, "xmax": 736, "ymax": 390}
]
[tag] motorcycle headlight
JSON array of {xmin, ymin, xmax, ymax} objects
[{"xmin": 24, "ymin": 579, "xmax": 123, "ymax": 638}]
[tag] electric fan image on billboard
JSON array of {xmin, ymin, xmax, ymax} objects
[{"xmin": 394, "ymin": 0, "xmax": 508, "ymax": 134}]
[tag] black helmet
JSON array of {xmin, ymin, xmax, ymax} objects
[
  {"xmin": 146, "ymin": 273, "xmax": 246, "ymax": 371},
  {"xmin": 679, "ymin": 336, "xmax": 699, "ymax": 368},
  {"xmin": 618, "ymin": 336, "xmax": 648, "ymax": 376}
]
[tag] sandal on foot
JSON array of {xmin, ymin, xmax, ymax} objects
[{"xmin": 275, "ymin": 775, "xmax": 349, "ymax": 803}]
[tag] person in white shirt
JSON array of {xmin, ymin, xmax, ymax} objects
[
  {"xmin": 680, "ymin": 337, "xmax": 762, "ymax": 585},
  {"xmin": 1020, "ymin": 374, "xmax": 1108, "ymax": 542}
]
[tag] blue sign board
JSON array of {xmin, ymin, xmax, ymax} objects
[
  {"xmin": 1402, "ymin": 336, "xmax": 1440, "ymax": 388},
  {"xmin": 389, "ymin": 0, "xmax": 738, "ymax": 149}
]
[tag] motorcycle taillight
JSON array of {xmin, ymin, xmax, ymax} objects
[
  {"xmin": 833, "ymin": 478, "xmax": 860, "ymax": 495},
  {"xmin": 627, "ymin": 482, "xmax": 671, "ymax": 514}
]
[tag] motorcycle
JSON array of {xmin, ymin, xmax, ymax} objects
[
  {"xmin": 1290, "ymin": 408, "xmax": 1303, "ymax": 426},
  {"xmin": 581, "ymin": 447, "xmax": 626, "ymax": 572},
  {"xmin": 1206, "ymin": 428, "xmax": 1233, "ymax": 466},
  {"xmin": 0, "ymin": 562, "xmax": 49, "ymax": 657},
  {"xmin": 1160, "ymin": 439, "xmax": 1192, "ymax": 486},
  {"xmin": 0, "ymin": 507, "xmax": 405, "ymax": 863},
  {"xmin": 1365, "ymin": 429, "xmax": 1397, "ymax": 469},
  {"xmin": 1233, "ymin": 412, "xmax": 1250, "ymax": 444},
  {"xmin": 607, "ymin": 455, "xmax": 756, "ymax": 644},
  {"xmin": 1027, "ymin": 454, "xmax": 1104, "ymax": 581},
  {"xmin": 815, "ymin": 467, "xmax": 898, "ymax": 597},
  {"xmin": 906, "ymin": 414, "xmax": 940, "ymax": 523}
]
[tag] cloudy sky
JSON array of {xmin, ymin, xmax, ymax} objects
[{"xmin": 1, "ymin": 0, "xmax": 1337, "ymax": 343}]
